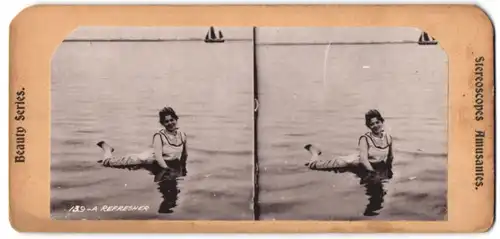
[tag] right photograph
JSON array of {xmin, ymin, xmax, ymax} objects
[{"xmin": 255, "ymin": 27, "xmax": 448, "ymax": 220}]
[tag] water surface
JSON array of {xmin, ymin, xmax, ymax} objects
[
  {"xmin": 256, "ymin": 34, "xmax": 448, "ymax": 220},
  {"xmin": 51, "ymin": 39, "xmax": 255, "ymax": 220}
]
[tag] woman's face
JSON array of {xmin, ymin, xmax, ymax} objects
[
  {"xmin": 367, "ymin": 117, "xmax": 384, "ymax": 135},
  {"xmin": 163, "ymin": 115, "xmax": 178, "ymax": 131}
]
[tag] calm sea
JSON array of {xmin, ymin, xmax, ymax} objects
[
  {"xmin": 51, "ymin": 33, "xmax": 447, "ymax": 220},
  {"xmin": 257, "ymin": 43, "xmax": 448, "ymax": 220},
  {"xmin": 51, "ymin": 41, "xmax": 255, "ymax": 220}
]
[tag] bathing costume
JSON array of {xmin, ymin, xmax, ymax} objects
[
  {"xmin": 358, "ymin": 132, "xmax": 392, "ymax": 164},
  {"xmin": 153, "ymin": 129, "xmax": 186, "ymax": 161}
]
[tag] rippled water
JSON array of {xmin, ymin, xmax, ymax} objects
[
  {"xmin": 256, "ymin": 43, "xmax": 448, "ymax": 220},
  {"xmin": 51, "ymin": 41, "xmax": 255, "ymax": 220},
  {"xmin": 51, "ymin": 27, "xmax": 448, "ymax": 221}
]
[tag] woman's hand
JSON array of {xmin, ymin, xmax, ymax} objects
[
  {"xmin": 154, "ymin": 168, "xmax": 168, "ymax": 182},
  {"xmin": 387, "ymin": 170, "xmax": 393, "ymax": 179}
]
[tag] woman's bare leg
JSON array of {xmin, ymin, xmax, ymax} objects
[
  {"xmin": 96, "ymin": 141, "xmax": 114, "ymax": 162},
  {"xmin": 304, "ymin": 144, "xmax": 340, "ymax": 170},
  {"xmin": 304, "ymin": 144, "xmax": 322, "ymax": 163},
  {"xmin": 304, "ymin": 144, "xmax": 358, "ymax": 171},
  {"xmin": 96, "ymin": 141, "xmax": 143, "ymax": 167}
]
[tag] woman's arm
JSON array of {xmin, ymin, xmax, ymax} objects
[
  {"xmin": 180, "ymin": 133, "xmax": 188, "ymax": 175},
  {"xmin": 386, "ymin": 135, "xmax": 394, "ymax": 178},
  {"xmin": 153, "ymin": 134, "xmax": 168, "ymax": 169},
  {"xmin": 387, "ymin": 135, "xmax": 394, "ymax": 162},
  {"xmin": 358, "ymin": 136, "xmax": 375, "ymax": 172},
  {"xmin": 181, "ymin": 133, "xmax": 188, "ymax": 158}
]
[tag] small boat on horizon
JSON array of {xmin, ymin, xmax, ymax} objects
[
  {"xmin": 418, "ymin": 31, "xmax": 438, "ymax": 45},
  {"xmin": 205, "ymin": 26, "xmax": 225, "ymax": 43}
]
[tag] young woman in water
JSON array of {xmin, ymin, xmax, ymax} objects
[
  {"xmin": 304, "ymin": 109, "xmax": 394, "ymax": 181},
  {"xmin": 97, "ymin": 106, "xmax": 188, "ymax": 173}
]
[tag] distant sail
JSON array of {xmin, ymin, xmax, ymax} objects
[
  {"xmin": 418, "ymin": 31, "xmax": 437, "ymax": 45},
  {"xmin": 204, "ymin": 26, "xmax": 225, "ymax": 43},
  {"xmin": 210, "ymin": 26, "xmax": 217, "ymax": 39},
  {"xmin": 423, "ymin": 32, "xmax": 430, "ymax": 41}
]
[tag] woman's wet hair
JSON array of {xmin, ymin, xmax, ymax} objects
[
  {"xmin": 159, "ymin": 107, "xmax": 179, "ymax": 123},
  {"xmin": 365, "ymin": 109, "xmax": 384, "ymax": 127}
]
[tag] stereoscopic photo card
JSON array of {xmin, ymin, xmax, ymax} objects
[{"xmin": 9, "ymin": 4, "xmax": 494, "ymax": 233}]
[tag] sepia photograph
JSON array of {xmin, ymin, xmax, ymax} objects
[
  {"xmin": 50, "ymin": 26, "xmax": 448, "ymax": 221},
  {"xmin": 10, "ymin": 4, "xmax": 495, "ymax": 233},
  {"xmin": 50, "ymin": 26, "xmax": 255, "ymax": 220},
  {"xmin": 255, "ymin": 27, "xmax": 448, "ymax": 220}
]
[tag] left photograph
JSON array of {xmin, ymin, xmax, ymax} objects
[{"xmin": 50, "ymin": 27, "xmax": 255, "ymax": 220}]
